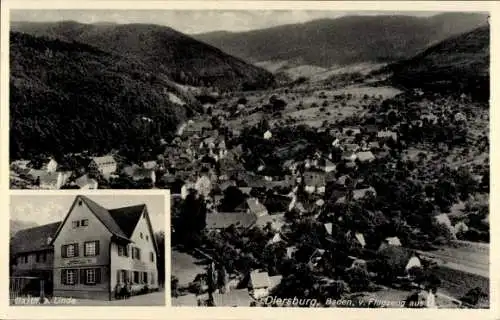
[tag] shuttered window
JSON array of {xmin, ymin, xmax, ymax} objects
[
  {"xmin": 61, "ymin": 269, "xmax": 77, "ymax": 285},
  {"xmin": 80, "ymin": 268, "xmax": 101, "ymax": 285},
  {"xmin": 84, "ymin": 241, "xmax": 100, "ymax": 257},
  {"xmin": 118, "ymin": 245, "xmax": 129, "ymax": 257},
  {"xmin": 62, "ymin": 243, "xmax": 79, "ymax": 258}
]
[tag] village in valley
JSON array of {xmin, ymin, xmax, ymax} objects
[
  {"xmin": 9, "ymin": 10, "xmax": 489, "ymax": 309},
  {"xmin": 10, "ymin": 59, "xmax": 490, "ymax": 310}
]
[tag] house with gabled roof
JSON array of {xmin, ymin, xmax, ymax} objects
[
  {"xmin": 11, "ymin": 222, "xmax": 61, "ymax": 284},
  {"xmin": 303, "ymin": 169, "xmax": 326, "ymax": 194},
  {"xmin": 356, "ymin": 151, "xmax": 375, "ymax": 163},
  {"xmin": 75, "ymin": 174, "xmax": 98, "ymax": 190},
  {"xmin": 205, "ymin": 212, "xmax": 257, "ymax": 230},
  {"xmin": 88, "ymin": 155, "xmax": 117, "ymax": 180},
  {"xmin": 50, "ymin": 196, "xmax": 159, "ymax": 300}
]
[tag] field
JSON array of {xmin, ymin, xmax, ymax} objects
[{"xmin": 225, "ymin": 85, "xmax": 401, "ymax": 130}]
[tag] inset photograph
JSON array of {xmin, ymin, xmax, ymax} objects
[{"xmin": 9, "ymin": 192, "xmax": 166, "ymax": 306}]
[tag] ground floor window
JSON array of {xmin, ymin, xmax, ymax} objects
[
  {"xmin": 62, "ymin": 269, "xmax": 77, "ymax": 285},
  {"xmin": 133, "ymin": 271, "xmax": 140, "ymax": 284},
  {"xmin": 81, "ymin": 268, "xmax": 101, "ymax": 285},
  {"xmin": 86, "ymin": 269, "xmax": 96, "ymax": 284},
  {"xmin": 61, "ymin": 268, "xmax": 101, "ymax": 285},
  {"xmin": 143, "ymin": 272, "xmax": 148, "ymax": 284},
  {"xmin": 150, "ymin": 272, "xmax": 155, "ymax": 285},
  {"xmin": 117, "ymin": 269, "xmax": 128, "ymax": 284}
]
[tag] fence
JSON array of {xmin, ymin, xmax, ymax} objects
[{"xmin": 9, "ymin": 277, "xmax": 45, "ymax": 304}]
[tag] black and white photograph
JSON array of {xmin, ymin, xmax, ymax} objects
[
  {"xmin": 9, "ymin": 192, "xmax": 167, "ymax": 306},
  {"xmin": 7, "ymin": 8, "xmax": 490, "ymax": 309}
]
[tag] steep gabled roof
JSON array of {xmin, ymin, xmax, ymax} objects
[
  {"xmin": 109, "ymin": 204, "xmax": 146, "ymax": 238},
  {"xmin": 206, "ymin": 212, "xmax": 257, "ymax": 229},
  {"xmin": 80, "ymin": 196, "xmax": 129, "ymax": 240},
  {"xmin": 51, "ymin": 195, "xmax": 148, "ymax": 244},
  {"xmin": 11, "ymin": 222, "xmax": 61, "ymax": 254},
  {"xmin": 90, "ymin": 155, "xmax": 116, "ymax": 166}
]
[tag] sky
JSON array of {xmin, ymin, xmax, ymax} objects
[
  {"xmin": 10, "ymin": 10, "xmax": 444, "ymax": 34},
  {"xmin": 10, "ymin": 194, "xmax": 166, "ymax": 231}
]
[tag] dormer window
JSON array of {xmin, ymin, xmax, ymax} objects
[{"xmin": 78, "ymin": 200, "xmax": 83, "ymax": 206}]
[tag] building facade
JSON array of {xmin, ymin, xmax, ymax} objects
[
  {"xmin": 88, "ymin": 156, "xmax": 117, "ymax": 179},
  {"xmin": 49, "ymin": 195, "xmax": 159, "ymax": 300},
  {"xmin": 11, "ymin": 222, "xmax": 61, "ymax": 286}
]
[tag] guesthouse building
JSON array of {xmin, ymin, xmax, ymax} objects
[{"xmin": 49, "ymin": 195, "xmax": 159, "ymax": 300}]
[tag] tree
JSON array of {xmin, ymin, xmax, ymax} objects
[
  {"xmin": 175, "ymin": 190, "xmax": 207, "ymax": 246},
  {"xmin": 155, "ymin": 231, "xmax": 166, "ymax": 288},
  {"xmin": 345, "ymin": 266, "xmax": 370, "ymax": 292},
  {"xmin": 460, "ymin": 287, "xmax": 488, "ymax": 307},
  {"xmin": 219, "ymin": 186, "xmax": 246, "ymax": 212}
]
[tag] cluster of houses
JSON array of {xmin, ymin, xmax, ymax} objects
[
  {"xmin": 10, "ymin": 154, "xmax": 162, "ymax": 190},
  {"xmin": 10, "ymin": 195, "xmax": 160, "ymax": 301}
]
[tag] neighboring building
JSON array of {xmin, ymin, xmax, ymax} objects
[
  {"xmin": 122, "ymin": 165, "xmax": 156, "ymax": 184},
  {"xmin": 317, "ymin": 158, "xmax": 336, "ymax": 173},
  {"xmin": 336, "ymin": 187, "xmax": 377, "ymax": 204},
  {"xmin": 142, "ymin": 161, "xmax": 157, "ymax": 170},
  {"xmin": 41, "ymin": 158, "xmax": 59, "ymax": 173},
  {"xmin": 75, "ymin": 174, "xmax": 98, "ymax": 190},
  {"xmin": 28, "ymin": 170, "xmax": 72, "ymax": 190},
  {"xmin": 245, "ymin": 270, "xmax": 282, "ymax": 299},
  {"xmin": 245, "ymin": 198, "xmax": 268, "ymax": 217},
  {"xmin": 205, "ymin": 212, "xmax": 257, "ymax": 230},
  {"xmin": 88, "ymin": 156, "xmax": 117, "ymax": 180},
  {"xmin": 378, "ymin": 236, "xmax": 402, "ymax": 251},
  {"xmin": 263, "ymin": 130, "xmax": 273, "ymax": 140},
  {"xmin": 50, "ymin": 196, "xmax": 159, "ymax": 300},
  {"xmin": 303, "ymin": 170, "xmax": 326, "ymax": 194},
  {"xmin": 377, "ymin": 130, "xmax": 398, "ymax": 141},
  {"xmin": 356, "ymin": 151, "xmax": 375, "ymax": 163},
  {"xmin": 342, "ymin": 127, "xmax": 361, "ymax": 136},
  {"xmin": 342, "ymin": 151, "xmax": 357, "ymax": 162},
  {"xmin": 11, "ymin": 222, "xmax": 61, "ymax": 287},
  {"xmin": 377, "ymin": 246, "xmax": 422, "ymax": 278},
  {"xmin": 343, "ymin": 144, "xmax": 360, "ymax": 153}
]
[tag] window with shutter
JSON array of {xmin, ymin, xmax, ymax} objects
[
  {"xmin": 64, "ymin": 269, "xmax": 77, "ymax": 285},
  {"xmin": 86, "ymin": 269, "xmax": 96, "ymax": 284},
  {"xmin": 80, "ymin": 269, "xmax": 86, "ymax": 285},
  {"xmin": 95, "ymin": 268, "xmax": 101, "ymax": 284},
  {"xmin": 84, "ymin": 241, "xmax": 99, "ymax": 256},
  {"xmin": 66, "ymin": 243, "xmax": 78, "ymax": 257},
  {"xmin": 61, "ymin": 245, "xmax": 66, "ymax": 258}
]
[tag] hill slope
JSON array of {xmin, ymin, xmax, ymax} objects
[
  {"xmin": 194, "ymin": 13, "xmax": 488, "ymax": 68},
  {"xmin": 10, "ymin": 32, "xmax": 192, "ymax": 159},
  {"xmin": 10, "ymin": 21, "xmax": 275, "ymax": 90},
  {"xmin": 387, "ymin": 26, "xmax": 489, "ymax": 100}
]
